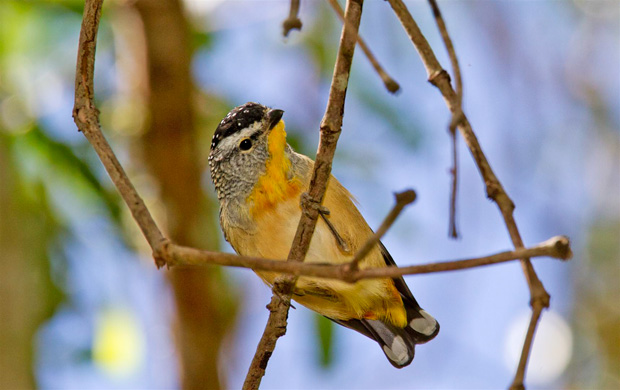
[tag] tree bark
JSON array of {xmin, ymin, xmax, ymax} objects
[
  {"xmin": 132, "ymin": 1, "xmax": 235, "ymax": 388},
  {"xmin": 0, "ymin": 136, "xmax": 61, "ymax": 390}
]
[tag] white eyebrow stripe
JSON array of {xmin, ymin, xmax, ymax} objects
[{"xmin": 216, "ymin": 122, "xmax": 262, "ymax": 150}]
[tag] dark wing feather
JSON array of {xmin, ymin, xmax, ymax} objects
[
  {"xmin": 378, "ymin": 241, "xmax": 419, "ymax": 307},
  {"xmin": 324, "ymin": 241, "xmax": 439, "ymax": 367}
]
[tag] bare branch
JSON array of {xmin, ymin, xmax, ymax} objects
[
  {"xmin": 166, "ymin": 235, "xmax": 571, "ymax": 281},
  {"xmin": 72, "ymin": 0, "xmax": 168, "ymax": 268},
  {"xmin": 327, "ymin": 0, "xmax": 400, "ymax": 93},
  {"xmin": 243, "ymin": 1, "xmax": 364, "ymax": 388},
  {"xmin": 448, "ymin": 130, "xmax": 459, "ymax": 238},
  {"xmin": 74, "ymin": 1, "xmax": 572, "ymax": 388},
  {"xmin": 282, "ymin": 0, "xmax": 302, "ymax": 37},
  {"xmin": 427, "ymin": 0, "xmax": 463, "ymax": 118},
  {"xmin": 359, "ymin": 236, "xmax": 571, "ymax": 280},
  {"xmin": 426, "ymin": 0, "xmax": 463, "ymax": 239},
  {"xmin": 348, "ymin": 190, "xmax": 416, "ymax": 271},
  {"xmin": 386, "ymin": 0, "xmax": 553, "ymax": 388},
  {"xmin": 509, "ymin": 305, "xmax": 544, "ymax": 390}
]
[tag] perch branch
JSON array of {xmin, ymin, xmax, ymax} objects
[
  {"xmin": 74, "ymin": 1, "xmax": 572, "ymax": 388},
  {"xmin": 165, "ymin": 235, "xmax": 571, "ymax": 281},
  {"xmin": 282, "ymin": 0, "xmax": 302, "ymax": 37},
  {"xmin": 386, "ymin": 0, "xmax": 551, "ymax": 388},
  {"xmin": 243, "ymin": 1, "xmax": 364, "ymax": 389},
  {"xmin": 327, "ymin": 0, "xmax": 400, "ymax": 93}
]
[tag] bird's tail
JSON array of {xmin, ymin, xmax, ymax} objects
[
  {"xmin": 366, "ymin": 305, "xmax": 439, "ymax": 368},
  {"xmin": 335, "ymin": 303, "xmax": 439, "ymax": 368}
]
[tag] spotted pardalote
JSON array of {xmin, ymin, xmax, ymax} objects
[{"xmin": 208, "ymin": 102, "xmax": 439, "ymax": 367}]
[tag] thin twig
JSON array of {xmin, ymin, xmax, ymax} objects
[
  {"xmin": 386, "ymin": 0, "xmax": 552, "ymax": 388},
  {"xmin": 509, "ymin": 305, "xmax": 544, "ymax": 390},
  {"xmin": 326, "ymin": 0, "xmax": 400, "ymax": 93},
  {"xmin": 427, "ymin": 0, "xmax": 462, "ymax": 117},
  {"xmin": 74, "ymin": 1, "xmax": 571, "ymax": 388},
  {"xmin": 448, "ymin": 130, "xmax": 458, "ymax": 238},
  {"xmin": 428, "ymin": 0, "xmax": 463, "ymax": 238},
  {"xmin": 242, "ymin": 1, "xmax": 364, "ymax": 388},
  {"xmin": 282, "ymin": 0, "xmax": 302, "ymax": 37},
  {"xmin": 348, "ymin": 190, "xmax": 416, "ymax": 271}
]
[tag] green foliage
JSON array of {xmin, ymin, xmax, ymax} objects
[
  {"xmin": 587, "ymin": 220, "xmax": 620, "ymax": 268},
  {"xmin": 285, "ymin": 131, "xmax": 315, "ymax": 158},
  {"xmin": 11, "ymin": 126, "xmax": 123, "ymax": 224},
  {"xmin": 571, "ymin": 219, "xmax": 620, "ymax": 388},
  {"xmin": 192, "ymin": 29, "xmax": 215, "ymax": 53},
  {"xmin": 0, "ymin": 132, "xmax": 66, "ymax": 388},
  {"xmin": 314, "ymin": 314, "xmax": 335, "ymax": 368},
  {"xmin": 301, "ymin": 3, "xmax": 339, "ymax": 79},
  {"xmin": 0, "ymin": 0, "xmax": 83, "ymax": 58}
]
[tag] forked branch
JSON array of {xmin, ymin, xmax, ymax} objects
[
  {"xmin": 386, "ymin": 0, "xmax": 554, "ymax": 388},
  {"xmin": 243, "ymin": 0, "xmax": 364, "ymax": 388},
  {"xmin": 73, "ymin": 1, "xmax": 571, "ymax": 389},
  {"xmin": 326, "ymin": 0, "xmax": 400, "ymax": 93},
  {"xmin": 427, "ymin": 0, "xmax": 463, "ymax": 238}
]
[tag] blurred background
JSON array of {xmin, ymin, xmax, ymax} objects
[{"xmin": 0, "ymin": 0, "xmax": 618, "ymax": 389}]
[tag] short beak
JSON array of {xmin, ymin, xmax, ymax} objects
[{"xmin": 266, "ymin": 109, "xmax": 284, "ymax": 130}]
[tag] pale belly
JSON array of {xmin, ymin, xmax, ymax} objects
[{"xmin": 226, "ymin": 197, "xmax": 405, "ymax": 324}]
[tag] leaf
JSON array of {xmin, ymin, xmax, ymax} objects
[
  {"xmin": 314, "ymin": 314, "xmax": 335, "ymax": 368},
  {"xmin": 301, "ymin": 2, "xmax": 339, "ymax": 79}
]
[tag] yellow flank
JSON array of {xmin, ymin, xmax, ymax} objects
[
  {"xmin": 241, "ymin": 121, "xmax": 408, "ymax": 328},
  {"xmin": 386, "ymin": 285, "xmax": 408, "ymax": 327},
  {"xmin": 248, "ymin": 120, "xmax": 302, "ymax": 217}
]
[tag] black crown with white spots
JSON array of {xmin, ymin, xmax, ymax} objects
[{"xmin": 211, "ymin": 102, "xmax": 267, "ymax": 150}]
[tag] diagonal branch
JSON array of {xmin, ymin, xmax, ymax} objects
[
  {"xmin": 242, "ymin": 1, "xmax": 364, "ymax": 388},
  {"xmin": 511, "ymin": 304, "xmax": 544, "ymax": 390},
  {"xmin": 73, "ymin": 0, "xmax": 168, "ymax": 268},
  {"xmin": 427, "ymin": 0, "xmax": 463, "ymax": 122},
  {"xmin": 386, "ymin": 1, "xmax": 551, "ymax": 388},
  {"xmin": 326, "ymin": 0, "xmax": 400, "ymax": 93},
  {"xmin": 347, "ymin": 190, "xmax": 416, "ymax": 271},
  {"xmin": 74, "ymin": 1, "xmax": 572, "ymax": 388}
]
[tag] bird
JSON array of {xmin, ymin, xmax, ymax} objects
[{"xmin": 208, "ymin": 102, "xmax": 439, "ymax": 368}]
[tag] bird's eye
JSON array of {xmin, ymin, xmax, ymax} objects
[{"xmin": 239, "ymin": 139, "xmax": 253, "ymax": 151}]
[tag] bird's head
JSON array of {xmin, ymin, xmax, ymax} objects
[{"xmin": 208, "ymin": 102, "xmax": 289, "ymax": 203}]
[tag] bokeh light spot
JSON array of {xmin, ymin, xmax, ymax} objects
[
  {"xmin": 93, "ymin": 307, "xmax": 145, "ymax": 378},
  {"xmin": 504, "ymin": 310, "xmax": 573, "ymax": 385}
]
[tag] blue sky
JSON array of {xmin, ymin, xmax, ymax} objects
[{"xmin": 23, "ymin": 0, "xmax": 619, "ymax": 388}]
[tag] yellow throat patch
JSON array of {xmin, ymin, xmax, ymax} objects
[{"xmin": 248, "ymin": 120, "xmax": 302, "ymax": 216}]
